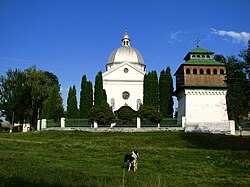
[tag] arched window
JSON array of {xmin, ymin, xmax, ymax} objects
[
  {"xmin": 206, "ymin": 55, "xmax": 210, "ymax": 59},
  {"xmin": 186, "ymin": 68, "xmax": 191, "ymax": 74},
  {"xmin": 202, "ymin": 55, "xmax": 205, "ymax": 58},
  {"xmin": 213, "ymin": 69, "xmax": 218, "ymax": 74},
  {"xmin": 220, "ymin": 69, "xmax": 224, "ymax": 74},
  {"xmin": 206, "ymin": 69, "xmax": 211, "ymax": 74},
  {"xmin": 193, "ymin": 68, "xmax": 197, "ymax": 74},
  {"xmin": 200, "ymin": 69, "xmax": 204, "ymax": 74},
  {"xmin": 192, "ymin": 55, "xmax": 196, "ymax": 58},
  {"xmin": 137, "ymin": 99, "xmax": 142, "ymax": 110},
  {"xmin": 110, "ymin": 98, "xmax": 115, "ymax": 110}
]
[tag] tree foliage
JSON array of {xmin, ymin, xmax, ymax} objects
[
  {"xmin": 94, "ymin": 71, "xmax": 108, "ymax": 107},
  {"xmin": 88, "ymin": 106, "xmax": 114, "ymax": 126},
  {"xmin": 138, "ymin": 105, "xmax": 162, "ymax": 124},
  {"xmin": 42, "ymin": 84, "xmax": 64, "ymax": 120},
  {"xmin": 79, "ymin": 75, "xmax": 93, "ymax": 118},
  {"xmin": 214, "ymin": 52, "xmax": 250, "ymax": 123},
  {"xmin": 0, "ymin": 66, "xmax": 60, "ymax": 128},
  {"xmin": 115, "ymin": 106, "xmax": 137, "ymax": 120},
  {"xmin": 143, "ymin": 70, "xmax": 158, "ymax": 109},
  {"xmin": 0, "ymin": 69, "xmax": 30, "ymax": 124},
  {"xmin": 66, "ymin": 85, "xmax": 79, "ymax": 119},
  {"xmin": 88, "ymin": 71, "xmax": 114, "ymax": 126},
  {"xmin": 159, "ymin": 67, "xmax": 174, "ymax": 118}
]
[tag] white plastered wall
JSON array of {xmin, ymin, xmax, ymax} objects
[{"xmin": 103, "ymin": 62, "xmax": 145, "ymax": 111}]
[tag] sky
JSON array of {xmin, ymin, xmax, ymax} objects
[{"xmin": 0, "ymin": 0, "xmax": 249, "ymax": 109}]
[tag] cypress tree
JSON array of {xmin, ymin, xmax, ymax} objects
[
  {"xmin": 43, "ymin": 84, "xmax": 64, "ymax": 120},
  {"xmin": 165, "ymin": 67, "xmax": 174, "ymax": 117},
  {"xmin": 94, "ymin": 71, "xmax": 108, "ymax": 107},
  {"xmin": 143, "ymin": 71, "xmax": 158, "ymax": 109},
  {"xmin": 89, "ymin": 71, "xmax": 114, "ymax": 126},
  {"xmin": 66, "ymin": 85, "xmax": 79, "ymax": 119},
  {"xmin": 151, "ymin": 70, "xmax": 159, "ymax": 109},
  {"xmin": 143, "ymin": 73, "xmax": 150, "ymax": 106},
  {"xmin": 79, "ymin": 75, "xmax": 93, "ymax": 118},
  {"xmin": 159, "ymin": 69, "xmax": 168, "ymax": 117},
  {"xmin": 159, "ymin": 67, "xmax": 174, "ymax": 118}
]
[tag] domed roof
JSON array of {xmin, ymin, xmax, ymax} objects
[{"xmin": 107, "ymin": 30, "xmax": 144, "ymax": 65}]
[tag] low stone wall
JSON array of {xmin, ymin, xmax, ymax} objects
[{"xmin": 43, "ymin": 127, "xmax": 184, "ymax": 132}]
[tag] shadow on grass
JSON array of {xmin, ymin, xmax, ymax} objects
[
  {"xmin": 179, "ymin": 132, "xmax": 250, "ymax": 151},
  {"xmin": 0, "ymin": 177, "xmax": 92, "ymax": 187}
]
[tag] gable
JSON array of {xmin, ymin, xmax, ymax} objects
[{"xmin": 103, "ymin": 62, "xmax": 145, "ymax": 81}]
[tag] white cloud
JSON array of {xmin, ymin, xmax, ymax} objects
[{"xmin": 211, "ymin": 28, "xmax": 250, "ymax": 44}]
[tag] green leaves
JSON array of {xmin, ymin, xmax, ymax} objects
[{"xmin": 66, "ymin": 86, "xmax": 79, "ymax": 119}]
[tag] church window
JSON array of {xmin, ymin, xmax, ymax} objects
[
  {"xmin": 122, "ymin": 91, "xmax": 130, "ymax": 100},
  {"xmin": 186, "ymin": 68, "xmax": 191, "ymax": 74},
  {"xmin": 124, "ymin": 68, "xmax": 129, "ymax": 73},
  {"xmin": 200, "ymin": 69, "xmax": 204, "ymax": 74},
  {"xmin": 110, "ymin": 98, "xmax": 115, "ymax": 110},
  {"xmin": 213, "ymin": 69, "xmax": 218, "ymax": 74},
  {"xmin": 193, "ymin": 68, "xmax": 197, "ymax": 74},
  {"xmin": 206, "ymin": 69, "xmax": 211, "ymax": 74},
  {"xmin": 137, "ymin": 99, "xmax": 142, "ymax": 110},
  {"xmin": 220, "ymin": 69, "xmax": 224, "ymax": 74}
]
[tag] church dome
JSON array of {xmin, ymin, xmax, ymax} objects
[
  {"xmin": 107, "ymin": 30, "xmax": 145, "ymax": 70},
  {"xmin": 108, "ymin": 46, "xmax": 144, "ymax": 65}
]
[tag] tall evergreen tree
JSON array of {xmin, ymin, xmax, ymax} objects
[
  {"xmin": 165, "ymin": 67, "xmax": 174, "ymax": 117},
  {"xmin": 43, "ymin": 84, "xmax": 64, "ymax": 120},
  {"xmin": 66, "ymin": 85, "xmax": 79, "ymax": 119},
  {"xmin": 159, "ymin": 67, "xmax": 174, "ymax": 118},
  {"xmin": 89, "ymin": 71, "xmax": 114, "ymax": 126},
  {"xmin": 143, "ymin": 71, "xmax": 158, "ymax": 109},
  {"xmin": 151, "ymin": 70, "xmax": 159, "ymax": 109},
  {"xmin": 143, "ymin": 72, "xmax": 150, "ymax": 106},
  {"xmin": 79, "ymin": 75, "xmax": 93, "ymax": 118},
  {"xmin": 159, "ymin": 69, "xmax": 168, "ymax": 117},
  {"xmin": 94, "ymin": 71, "xmax": 108, "ymax": 107}
]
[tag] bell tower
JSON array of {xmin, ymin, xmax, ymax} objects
[{"xmin": 174, "ymin": 43, "xmax": 234, "ymax": 134}]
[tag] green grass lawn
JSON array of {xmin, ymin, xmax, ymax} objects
[{"xmin": 0, "ymin": 131, "xmax": 249, "ymax": 187}]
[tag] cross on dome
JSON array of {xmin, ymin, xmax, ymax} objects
[
  {"xmin": 122, "ymin": 27, "xmax": 130, "ymax": 46},
  {"xmin": 195, "ymin": 38, "xmax": 200, "ymax": 48}
]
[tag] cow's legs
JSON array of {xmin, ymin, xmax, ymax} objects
[
  {"xmin": 134, "ymin": 161, "xmax": 138, "ymax": 171},
  {"xmin": 128, "ymin": 163, "xmax": 131, "ymax": 171}
]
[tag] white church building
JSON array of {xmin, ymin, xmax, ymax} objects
[
  {"xmin": 102, "ymin": 30, "xmax": 234, "ymax": 134},
  {"xmin": 102, "ymin": 30, "xmax": 146, "ymax": 111}
]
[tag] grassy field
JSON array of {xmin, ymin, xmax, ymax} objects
[{"xmin": 0, "ymin": 130, "xmax": 249, "ymax": 187}]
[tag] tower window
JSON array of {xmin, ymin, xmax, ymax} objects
[
  {"xmin": 206, "ymin": 69, "xmax": 211, "ymax": 74},
  {"xmin": 213, "ymin": 69, "xmax": 218, "ymax": 74},
  {"xmin": 186, "ymin": 68, "xmax": 191, "ymax": 74},
  {"xmin": 193, "ymin": 68, "xmax": 197, "ymax": 74},
  {"xmin": 220, "ymin": 69, "xmax": 224, "ymax": 74},
  {"xmin": 200, "ymin": 69, "xmax": 204, "ymax": 74}
]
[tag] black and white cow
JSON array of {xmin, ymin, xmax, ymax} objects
[{"xmin": 124, "ymin": 151, "xmax": 139, "ymax": 172}]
